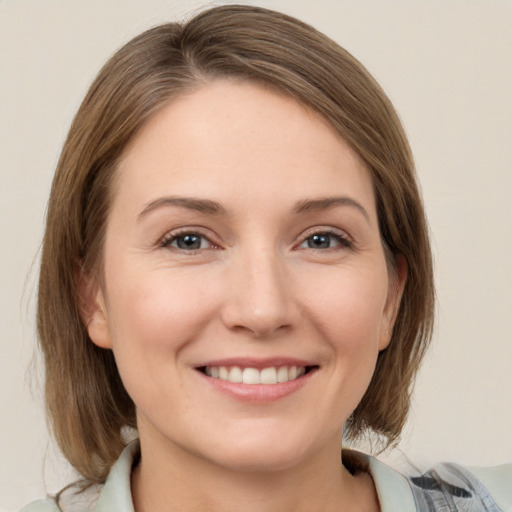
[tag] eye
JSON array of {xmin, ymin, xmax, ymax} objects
[
  {"xmin": 161, "ymin": 232, "xmax": 214, "ymax": 251},
  {"xmin": 298, "ymin": 230, "xmax": 352, "ymax": 250}
]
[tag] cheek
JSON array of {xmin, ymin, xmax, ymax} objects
[
  {"xmin": 104, "ymin": 263, "xmax": 220, "ymax": 356},
  {"xmin": 103, "ymin": 264, "xmax": 223, "ymax": 414},
  {"xmin": 301, "ymin": 264, "xmax": 389, "ymax": 350},
  {"xmin": 293, "ymin": 265, "xmax": 388, "ymax": 432}
]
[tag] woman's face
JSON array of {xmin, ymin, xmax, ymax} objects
[{"xmin": 87, "ymin": 80, "xmax": 404, "ymax": 472}]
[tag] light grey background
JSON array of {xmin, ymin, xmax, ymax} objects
[{"xmin": 1, "ymin": 1, "xmax": 511, "ymax": 510}]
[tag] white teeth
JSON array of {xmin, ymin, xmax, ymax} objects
[
  {"xmin": 277, "ymin": 366, "xmax": 289, "ymax": 382},
  {"xmin": 204, "ymin": 365, "xmax": 307, "ymax": 384},
  {"xmin": 260, "ymin": 367, "xmax": 277, "ymax": 384},
  {"xmin": 228, "ymin": 366, "xmax": 243, "ymax": 383},
  {"xmin": 242, "ymin": 367, "xmax": 260, "ymax": 384}
]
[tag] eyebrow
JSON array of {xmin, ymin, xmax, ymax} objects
[
  {"xmin": 137, "ymin": 195, "xmax": 370, "ymax": 223},
  {"xmin": 293, "ymin": 196, "xmax": 370, "ymax": 223},
  {"xmin": 138, "ymin": 196, "xmax": 227, "ymax": 220}
]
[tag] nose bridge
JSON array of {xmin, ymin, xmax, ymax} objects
[{"xmin": 222, "ymin": 242, "xmax": 296, "ymax": 336}]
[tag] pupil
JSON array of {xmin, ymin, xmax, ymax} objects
[
  {"xmin": 178, "ymin": 234, "xmax": 200, "ymax": 250},
  {"xmin": 309, "ymin": 234, "xmax": 330, "ymax": 249}
]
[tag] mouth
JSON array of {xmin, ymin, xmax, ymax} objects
[{"xmin": 197, "ymin": 364, "xmax": 318, "ymax": 384}]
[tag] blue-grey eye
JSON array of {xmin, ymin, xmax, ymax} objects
[
  {"xmin": 307, "ymin": 234, "xmax": 332, "ymax": 249},
  {"xmin": 299, "ymin": 232, "xmax": 348, "ymax": 250},
  {"xmin": 172, "ymin": 234, "xmax": 207, "ymax": 250}
]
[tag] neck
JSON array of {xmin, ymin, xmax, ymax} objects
[{"xmin": 131, "ymin": 436, "xmax": 379, "ymax": 512}]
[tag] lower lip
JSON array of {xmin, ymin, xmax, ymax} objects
[{"xmin": 196, "ymin": 369, "xmax": 316, "ymax": 403}]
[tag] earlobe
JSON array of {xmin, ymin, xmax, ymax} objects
[
  {"xmin": 379, "ymin": 254, "xmax": 407, "ymax": 351},
  {"xmin": 87, "ymin": 290, "xmax": 113, "ymax": 349},
  {"xmin": 77, "ymin": 268, "xmax": 113, "ymax": 349}
]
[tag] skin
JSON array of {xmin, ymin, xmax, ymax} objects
[{"xmin": 86, "ymin": 80, "xmax": 405, "ymax": 512}]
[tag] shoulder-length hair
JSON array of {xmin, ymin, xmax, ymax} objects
[{"xmin": 38, "ymin": 4, "xmax": 434, "ymax": 485}]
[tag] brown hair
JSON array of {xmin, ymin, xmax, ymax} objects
[{"xmin": 38, "ymin": 4, "xmax": 434, "ymax": 485}]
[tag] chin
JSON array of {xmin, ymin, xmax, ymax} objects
[
  {"xmin": 211, "ymin": 448, "xmax": 306, "ymax": 474},
  {"xmin": 197, "ymin": 430, "xmax": 327, "ymax": 474}
]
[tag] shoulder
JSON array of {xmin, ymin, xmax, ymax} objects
[
  {"xmin": 407, "ymin": 462, "xmax": 511, "ymax": 511},
  {"xmin": 353, "ymin": 451, "xmax": 512, "ymax": 512},
  {"xmin": 17, "ymin": 441, "xmax": 139, "ymax": 512},
  {"xmin": 19, "ymin": 498, "xmax": 60, "ymax": 512},
  {"xmin": 469, "ymin": 463, "xmax": 512, "ymax": 511}
]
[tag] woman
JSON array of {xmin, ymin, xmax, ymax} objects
[{"xmin": 22, "ymin": 5, "xmax": 511, "ymax": 512}]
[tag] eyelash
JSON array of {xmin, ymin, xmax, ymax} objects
[
  {"xmin": 297, "ymin": 228, "xmax": 353, "ymax": 251},
  {"xmin": 159, "ymin": 229, "xmax": 218, "ymax": 253},
  {"xmin": 159, "ymin": 228, "xmax": 353, "ymax": 253}
]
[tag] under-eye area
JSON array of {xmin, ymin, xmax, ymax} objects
[{"xmin": 197, "ymin": 365, "xmax": 320, "ymax": 384}]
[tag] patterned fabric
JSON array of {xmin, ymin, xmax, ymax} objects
[{"xmin": 410, "ymin": 463, "xmax": 503, "ymax": 511}]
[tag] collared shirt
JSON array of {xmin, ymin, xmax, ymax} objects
[{"xmin": 20, "ymin": 441, "xmax": 512, "ymax": 511}]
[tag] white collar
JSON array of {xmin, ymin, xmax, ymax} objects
[{"xmin": 92, "ymin": 441, "xmax": 417, "ymax": 512}]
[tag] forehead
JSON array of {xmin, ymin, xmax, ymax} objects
[{"xmin": 114, "ymin": 79, "xmax": 376, "ymax": 219}]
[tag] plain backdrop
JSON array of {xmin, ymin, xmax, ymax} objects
[{"xmin": 1, "ymin": 0, "xmax": 511, "ymax": 510}]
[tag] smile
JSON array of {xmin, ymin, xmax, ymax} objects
[{"xmin": 201, "ymin": 365, "xmax": 311, "ymax": 384}]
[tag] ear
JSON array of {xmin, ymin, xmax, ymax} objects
[
  {"xmin": 77, "ymin": 267, "xmax": 113, "ymax": 349},
  {"xmin": 379, "ymin": 253, "xmax": 407, "ymax": 351}
]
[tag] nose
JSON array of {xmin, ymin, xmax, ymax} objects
[{"xmin": 220, "ymin": 247, "xmax": 299, "ymax": 338}]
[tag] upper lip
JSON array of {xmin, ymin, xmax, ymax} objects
[{"xmin": 195, "ymin": 357, "xmax": 318, "ymax": 370}]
